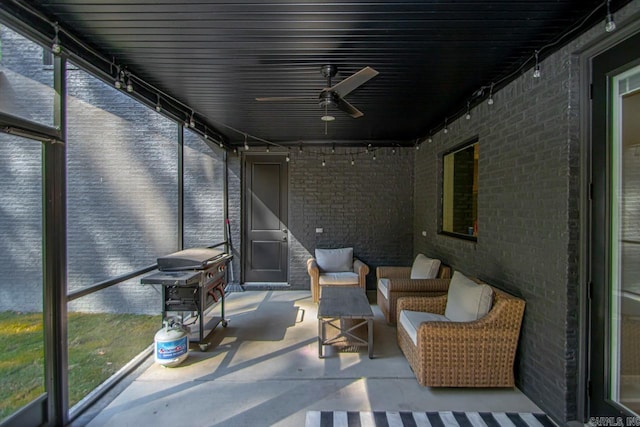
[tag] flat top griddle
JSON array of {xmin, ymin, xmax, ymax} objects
[{"xmin": 157, "ymin": 247, "xmax": 225, "ymax": 271}]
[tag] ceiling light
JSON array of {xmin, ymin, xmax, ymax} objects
[
  {"xmin": 286, "ymin": 153, "xmax": 291, "ymax": 162},
  {"xmin": 126, "ymin": 76, "xmax": 134, "ymax": 93},
  {"xmin": 266, "ymin": 146, "xmax": 270, "ymax": 153},
  {"xmin": 321, "ymin": 115, "xmax": 335, "ymax": 122},
  {"xmin": 488, "ymin": 83, "xmax": 495, "ymax": 105},
  {"xmin": 428, "ymin": 135, "xmax": 433, "ymax": 143},
  {"xmin": 114, "ymin": 68, "xmax": 123, "ymax": 89},
  {"xmin": 372, "ymin": 153, "xmax": 377, "ymax": 161},
  {"xmin": 322, "ymin": 158, "xmax": 326, "ymax": 167},
  {"xmin": 155, "ymin": 95, "xmax": 162, "ymax": 112},
  {"xmin": 351, "ymin": 157, "xmax": 355, "ymax": 166},
  {"xmin": 532, "ymin": 51, "xmax": 541, "ymax": 78},
  {"xmin": 443, "ymin": 118, "xmax": 449, "ymax": 134},
  {"xmin": 244, "ymin": 134, "xmax": 249, "ymax": 151},
  {"xmin": 465, "ymin": 101, "xmax": 471, "ymax": 120},
  {"xmin": 51, "ymin": 23, "xmax": 61, "ymax": 55},
  {"xmin": 189, "ymin": 112, "xmax": 196, "ymax": 128},
  {"xmin": 605, "ymin": 0, "xmax": 616, "ymax": 32}
]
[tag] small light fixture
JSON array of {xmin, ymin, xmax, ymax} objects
[
  {"xmin": 51, "ymin": 23, "xmax": 61, "ymax": 55},
  {"xmin": 189, "ymin": 112, "xmax": 196, "ymax": 128},
  {"xmin": 465, "ymin": 101, "xmax": 471, "ymax": 120},
  {"xmin": 286, "ymin": 152, "xmax": 291, "ymax": 162},
  {"xmin": 126, "ymin": 75, "xmax": 134, "ymax": 93},
  {"xmin": 351, "ymin": 157, "xmax": 355, "ymax": 166},
  {"xmin": 183, "ymin": 114, "xmax": 190, "ymax": 128},
  {"xmin": 443, "ymin": 118, "xmax": 449, "ymax": 134},
  {"xmin": 331, "ymin": 144, "xmax": 335, "ymax": 154},
  {"xmin": 415, "ymin": 143, "xmax": 420, "ymax": 151},
  {"xmin": 532, "ymin": 51, "xmax": 541, "ymax": 78},
  {"xmin": 605, "ymin": 0, "xmax": 617, "ymax": 32},
  {"xmin": 321, "ymin": 115, "xmax": 335, "ymax": 122},
  {"xmin": 266, "ymin": 146, "xmax": 270, "ymax": 153},
  {"xmin": 114, "ymin": 67, "xmax": 123, "ymax": 89},
  {"xmin": 428, "ymin": 134, "xmax": 433, "ymax": 143},
  {"xmin": 372, "ymin": 152, "xmax": 377, "ymax": 161},
  {"xmin": 155, "ymin": 94, "xmax": 162, "ymax": 112},
  {"xmin": 392, "ymin": 147, "xmax": 396, "ymax": 154},
  {"xmin": 322, "ymin": 157, "xmax": 326, "ymax": 167},
  {"xmin": 219, "ymin": 141, "xmax": 224, "ymax": 149},
  {"xmin": 244, "ymin": 134, "xmax": 249, "ymax": 151},
  {"xmin": 488, "ymin": 83, "xmax": 495, "ymax": 105}
]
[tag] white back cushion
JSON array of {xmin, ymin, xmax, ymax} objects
[
  {"xmin": 410, "ymin": 254, "xmax": 441, "ymax": 279},
  {"xmin": 315, "ymin": 247, "xmax": 353, "ymax": 272},
  {"xmin": 444, "ymin": 271, "xmax": 494, "ymax": 322}
]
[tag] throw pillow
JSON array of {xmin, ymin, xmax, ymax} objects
[
  {"xmin": 444, "ymin": 271, "xmax": 494, "ymax": 322},
  {"xmin": 410, "ymin": 254, "xmax": 441, "ymax": 279},
  {"xmin": 315, "ymin": 247, "xmax": 353, "ymax": 272}
]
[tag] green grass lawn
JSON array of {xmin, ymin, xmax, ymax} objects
[{"xmin": 0, "ymin": 311, "xmax": 160, "ymax": 421}]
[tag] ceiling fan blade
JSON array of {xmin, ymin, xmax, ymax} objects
[
  {"xmin": 326, "ymin": 66, "xmax": 379, "ymax": 98},
  {"xmin": 255, "ymin": 96, "xmax": 312, "ymax": 101},
  {"xmin": 336, "ymin": 97, "xmax": 364, "ymax": 118}
]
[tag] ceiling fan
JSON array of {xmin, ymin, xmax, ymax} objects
[{"xmin": 255, "ymin": 65, "xmax": 379, "ymax": 120}]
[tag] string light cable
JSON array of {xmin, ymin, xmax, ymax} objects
[{"xmin": 423, "ymin": 0, "xmax": 615, "ymax": 140}]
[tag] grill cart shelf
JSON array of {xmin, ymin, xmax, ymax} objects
[{"xmin": 142, "ymin": 248, "xmax": 232, "ymax": 351}]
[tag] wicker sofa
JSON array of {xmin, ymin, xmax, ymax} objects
[
  {"xmin": 396, "ymin": 279, "xmax": 525, "ymax": 387},
  {"xmin": 376, "ymin": 261, "xmax": 451, "ymax": 325},
  {"xmin": 307, "ymin": 247, "xmax": 369, "ymax": 303}
]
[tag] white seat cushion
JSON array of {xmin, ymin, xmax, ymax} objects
[
  {"xmin": 315, "ymin": 247, "xmax": 353, "ymax": 272},
  {"xmin": 399, "ymin": 310, "xmax": 450, "ymax": 346},
  {"xmin": 410, "ymin": 254, "xmax": 441, "ymax": 279},
  {"xmin": 444, "ymin": 271, "xmax": 494, "ymax": 322},
  {"xmin": 319, "ymin": 272, "xmax": 359, "ymax": 285},
  {"xmin": 377, "ymin": 278, "xmax": 390, "ymax": 299}
]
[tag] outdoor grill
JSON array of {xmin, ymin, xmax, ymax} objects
[{"xmin": 141, "ymin": 247, "xmax": 232, "ymax": 351}]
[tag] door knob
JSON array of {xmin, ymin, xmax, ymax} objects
[{"xmin": 282, "ymin": 236, "xmax": 288, "ymax": 241}]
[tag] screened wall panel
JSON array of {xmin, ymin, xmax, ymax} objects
[
  {"xmin": 183, "ymin": 129, "xmax": 225, "ymax": 249},
  {"xmin": 0, "ymin": 25, "xmax": 54, "ymax": 127},
  {"xmin": 66, "ymin": 64, "xmax": 178, "ymax": 314}
]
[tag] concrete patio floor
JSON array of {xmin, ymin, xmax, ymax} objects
[{"xmin": 77, "ymin": 290, "xmax": 543, "ymax": 427}]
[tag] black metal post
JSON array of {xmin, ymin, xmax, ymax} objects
[
  {"xmin": 178, "ymin": 125, "xmax": 184, "ymax": 251},
  {"xmin": 43, "ymin": 54, "xmax": 68, "ymax": 426}
]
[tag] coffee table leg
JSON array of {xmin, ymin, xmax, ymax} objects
[
  {"xmin": 318, "ymin": 318, "xmax": 323, "ymax": 358},
  {"xmin": 368, "ymin": 318, "xmax": 373, "ymax": 359}
]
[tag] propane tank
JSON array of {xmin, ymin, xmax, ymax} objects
[{"xmin": 154, "ymin": 318, "xmax": 189, "ymax": 367}]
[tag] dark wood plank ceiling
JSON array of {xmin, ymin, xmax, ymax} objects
[{"xmin": 12, "ymin": 1, "xmax": 629, "ymax": 146}]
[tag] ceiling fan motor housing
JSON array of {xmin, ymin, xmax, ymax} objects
[{"xmin": 319, "ymin": 91, "xmax": 339, "ymax": 109}]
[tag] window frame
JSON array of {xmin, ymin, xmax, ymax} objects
[{"xmin": 439, "ymin": 136, "xmax": 479, "ymax": 242}]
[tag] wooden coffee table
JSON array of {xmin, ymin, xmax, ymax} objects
[{"xmin": 317, "ymin": 286, "xmax": 374, "ymax": 358}]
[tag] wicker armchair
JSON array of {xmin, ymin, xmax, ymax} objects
[
  {"xmin": 307, "ymin": 256, "xmax": 369, "ymax": 303},
  {"xmin": 376, "ymin": 264, "xmax": 451, "ymax": 324},
  {"xmin": 396, "ymin": 286, "xmax": 525, "ymax": 387}
]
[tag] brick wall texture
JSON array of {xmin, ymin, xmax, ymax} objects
[
  {"xmin": 1, "ymin": 25, "xmax": 227, "ymax": 314},
  {"xmin": 285, "ymin": 147, "xmax": 415, "ymax": 289},
  {"xmin": 413, "ymin": 3, "xmax": 639, "ymax": 423}
]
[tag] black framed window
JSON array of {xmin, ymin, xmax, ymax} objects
[{"xmin": 440, "ymin": 137, "xmax": 478, "ymax": 241}]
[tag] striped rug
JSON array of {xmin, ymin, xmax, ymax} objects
[{"xmin": 305, "ymin": 410, "xmax": 556, "ymax": 427}]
